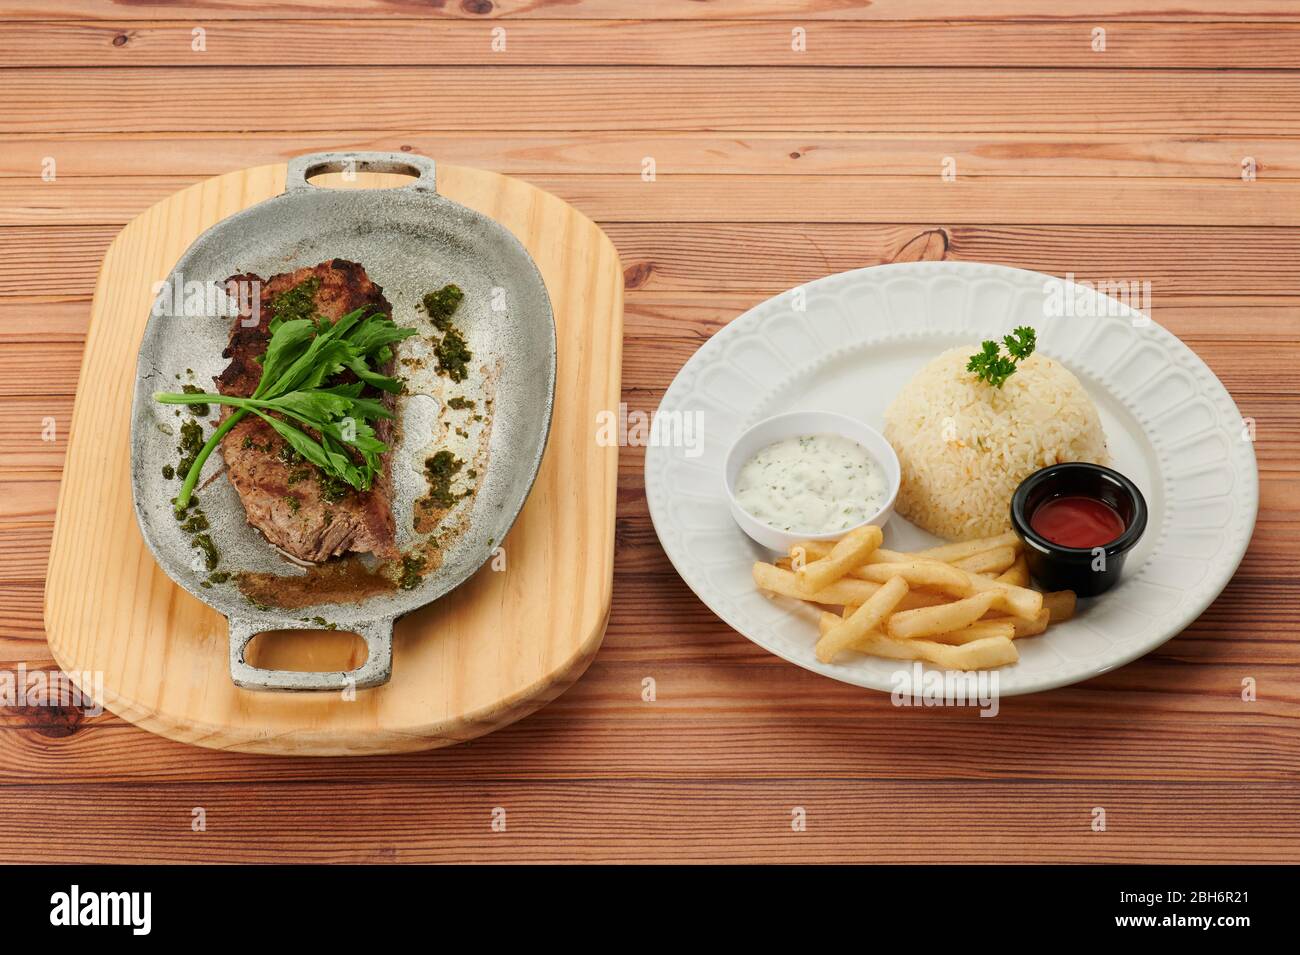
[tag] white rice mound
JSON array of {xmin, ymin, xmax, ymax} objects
[{"xmin": 883, "ymin": 346, "xmax": 1109, "ymax": 541}]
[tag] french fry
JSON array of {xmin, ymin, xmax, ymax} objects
[
  {"xmin": 985, "ymin": 607, "xmax": 1052, "ymax": 638},
  {"xmin": 819, "ymin": 543, "xmax": 1041, "ymax": 619},
  {"xmin": 953, "ymin": 545, "xmax": 1017, "ymax": 576},
  {"xmin": 887, "ymin": 591, "xmax": 998, "ymax": 639},
  {"xmin": 913, "ymin": 531, "xmax": 1022, "ymax": 564},
  {"xmin": 778, "ymin": 530, "xmax": 1065, "ymax": 671},
  {"xmin": 843, "ymin": 590, "xmax": 951, "ymax": 616},
  {"xmin": 962, "ymin": 573, "xmax": 1043, "ymax": 620},
  {"xmin": 817, "ymin": 611, "xmax": 1018, "ymax": 669},
  {"xmin": 899, "ymin": 590, "xmax": 952, "ymax": 611},
  {"xmin": 816, "ymin": 576, "xmax": 909, "ymax": 663},
  {"xmin": 795, "ymin": 523, "xmax": 883, "ymax": 595},
  {"xmin": 790, "ymin": 540, "xmax": 833, "ymax": 565},
  {"xmin": 792, "ymin": 540, "xmax": 924, "ymax": 570},
  {"xmin": 926, "ymin": 619, "xmax": 1017, "ymax": 645},
  {"xmin": 865, "ymin": 548, "xmax": 937, "ymax": 565},
  {"xmin": 808, "ymin": 538, "xmax": 1006, "ymax": 571},
  {"xmin": 850, "ymin": 557, "xmax": 1040, "ymax": 618},
  {"xmin": 818, "ymin": 611, "xmax": 844, "ymax": 637},
  {"xmin": 904, "ymin": 635, "xmax": 1018, "ymax": 669},
  {"xmin": 753, "ymin": 562, "xmax": 882, "ymax": 607},
  {"xmin": 1011, "ymin": 608, "xmax": 1051, "ymax": 638},
  {"xmin": 854, "ymin": 559, "xmax": 974, "ymax": 596},
  {"xmin": 782, "ymin": 546, "xmax": 912, "ymax": 571},
  {"xmin": 794, "ymin": 540, "xmax": 915, "ymax": 564},
  {"xmin": 1042, "ymin": 589, "xmax": 1077, "ymax": 623},
  {"xmin": 995, "ymin": 555, "xmax": 1029, "ymax": 587}
]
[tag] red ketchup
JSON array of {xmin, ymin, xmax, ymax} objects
[{"xmin": 1030, "ymin": 495, "xmax": 1126, "ymax": 549}]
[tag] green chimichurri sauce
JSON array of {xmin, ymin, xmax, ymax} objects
[
  {"xmin": 191, "ymin": 533, "xmax": 219, "ymax": 571},
  {"xmin": 419, "ymin": 284, "xmax": 473, "ymax": 382},
  {"xmin": 398, "ymin": 552, "xmax": 426, "ymax": 590},
  {"xmin": 434, "ymin": 326, "xmax": 472, "ymax": 383},
  {"xmin": 422, "ymin": 450, "xmax": 464, "ymax": 509},
  {"xmin": 180, "ymin": 384, "xmax": 210, "ymax": 417},
  {"xmin": 269, "ymin": 275, "xmax": 321, "ymax": 326},
  {"xmin": 421, "ymin": 284, "xmax": 463, "ymax": 331},
  {"xmin": 176, "ymin": 418, "xmax": 204, "ymax": 477},
  {"xmin": 318, "ymin": 472, "xmax": 351, "ymax": 504},
  {"xmin": 181, "ymin": 512, "xmax": 208, "ymax": 533}
]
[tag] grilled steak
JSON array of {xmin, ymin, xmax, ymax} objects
[{"xmin": 216, "ymin": 259, "xmax": 399, "ymax": 562}]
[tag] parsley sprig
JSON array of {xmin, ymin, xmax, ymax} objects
[
  {"xmin": 154, "ymin": 305, "xmax": 416, "ymax": 511},
  {"xmin": 966, "ymin": 326, "xmax": 1037, "ymax": 388}
]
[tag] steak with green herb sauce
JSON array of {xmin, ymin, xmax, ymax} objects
[{"xmin": 216, "ymin": 260, "xmax": 401, "ymax": 561}]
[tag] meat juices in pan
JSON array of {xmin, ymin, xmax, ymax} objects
[{"xmin": 217, "ymin": 259, "xmax": 400, "ymax": 562}]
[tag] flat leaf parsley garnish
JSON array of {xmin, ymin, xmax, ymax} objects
[
  {"xmin": 154, "ymin": 305, "xmax": 417, "ymax": 512},
  {"xmin": 967, "ymin": 326, "xmax": 1037, "ymax": 388}
]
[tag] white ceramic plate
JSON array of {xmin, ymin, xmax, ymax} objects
[{"xmin": 645, "ymin": 262, "xmax": 1258, "ymax": 696}]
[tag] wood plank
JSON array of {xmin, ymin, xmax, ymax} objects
[
  {"xmin": 0, "ymin": 1, "xmax": 1294, "ymax": 22},
  {"xmin": 0, "ymin": 780, "xmax": 1295, "ymax": 863},
  {"xmin": 0, "ymin": 396, "xmax": 69, "ymax": 470},
  {"xmin": 0, "ymin": 343, "xmax": 81, "ymax": 394},
  {"xmin": 544, "ymin": 175, "xmax": 1300, "ymax": 225},
  {"xmin": 0, "ymin": 523, "xmax": 49, "ymax": 581},
  {"xmin": 622, "ymin": 291, "xmax": 1300, "ymax": 342},
  {"xmin": 6, "ymin": 67, "xmax": 1299, "ymax": 134},
  {"xmin": 0, "ymin": 478, "xmax": 56, "ymax": 521},
  {"xmin": 6, "ymin": 19, "xmax": 1300, "ymax": 68},
  {"xmin": 0, "ymin": 582, "xmax": 41, "ymax": 637},
  {"xmin": 10, "ymin": 289, "xmax": 1300, "ymax": 347},
  {"xmin": 0, "ymin": 226, "xmax": 112, "ymax": 294},
  {"xmin": 0, "ymin": 654, "xmax": 1298, "ymax": 783},
  {"xmin": 0, "ymin": 297, "xmax": 89, "ymax": 342},
  {"xmin": 5, "ymin": 174, "xmax": 1300, "ymax": 226},
  {"xmin": 5, "ymin": 132, "xmax": 1297, "ymax": 179},
  {"xmin": 606, "ymin": 223, "xmax": 1300, "ymax": 296},
  {"xmin": 9, "ymin": 224, "xmax": 1300, "ymax": 301},
  {"xmin": 0, "ymin": 636, "xmax": 49, "ymax": 664}
]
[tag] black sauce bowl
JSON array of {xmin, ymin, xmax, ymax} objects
[{"xmin": 1010, "ymin": 463, "xmax": 1147, "ymax": 597}]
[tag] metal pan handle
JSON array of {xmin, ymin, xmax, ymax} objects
[
  {"xmin": 284, "ymin": 150, "xmax": 437, "ymax": 195},
  {"xmin": 228, "ymin": 615, "xmax": 394, "ymax": 692}
]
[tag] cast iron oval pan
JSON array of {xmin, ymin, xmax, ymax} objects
[{"xmin": 130, "ymin": 152, "xmax": 556, "ymax": 691}]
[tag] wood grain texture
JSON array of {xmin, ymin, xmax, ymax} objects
[
  {"xmin": 7, "ymin": 175, "xmax": 1300, "ymax": 226},
  {"xmin": 2, "ymin": 780, "xmax": 1298, "ymax": 864},
  {"xmin": 6, "ymin": 19, "xmax": 1300, "ymax": 68},
  {"xmin": 10, "ymin": 224, "xmax": 1300, "ymax": 300},
  {"xmin": 7, "ymin": 67, "xmax": 1300, "ymax": 134},
  {"xmin": 0, "ymin": 0, "xmax": 1294, "ymax": 21},
  {"xmin": 5, "ymin": 132, "xmax": 1298, "ymax": 179},
  {"xmin": 40, "ymin": 163, "xmax": 623, "ymax": 756},
  {"xmin": 2, "ymin": 6, "xmax": 1297, "ymax": 864}
]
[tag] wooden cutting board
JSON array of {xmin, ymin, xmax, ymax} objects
[{"xmin": 43, "ymin": 162, "xmax": 623, "ymax": 756}]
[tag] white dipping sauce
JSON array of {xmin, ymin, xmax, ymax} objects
[{"xmin": 734, "ymin": 433, "xmax": 888, "ymax": 534}]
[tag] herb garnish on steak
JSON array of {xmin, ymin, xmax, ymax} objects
[{"xmin": 154, "ymin": 260, "xmax": 414, "ymax": 562}]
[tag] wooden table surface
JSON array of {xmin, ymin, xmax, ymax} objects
[{"xmin": 2, "ymin": 1, "xmax": 1298, "ymax": 864}]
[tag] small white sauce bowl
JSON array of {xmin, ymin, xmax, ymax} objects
[{"xmin": 723, "ymin": 410, "xmax": 901, "ymax": 552}]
